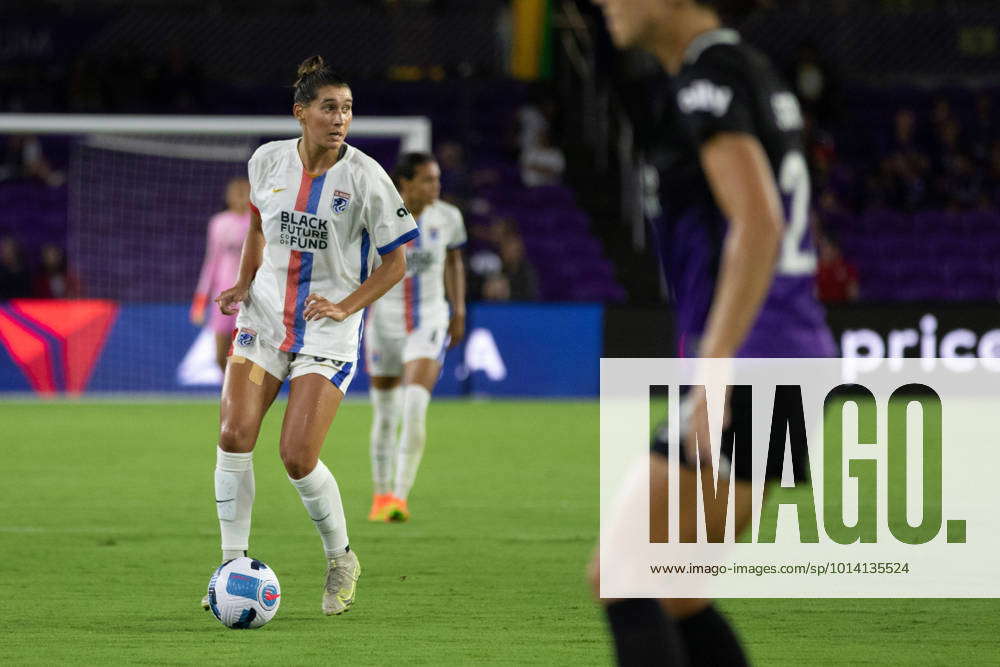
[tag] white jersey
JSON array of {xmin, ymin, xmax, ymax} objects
[
  {"xmin": 237, "ymin": 139, "xmax": 418, "ymax": 361},
  {"xmin": 369, "ymin": 199, "xmax": 466, "ymax": 338}
]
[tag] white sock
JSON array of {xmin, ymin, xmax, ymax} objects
[
  {"xmin": 289, "ymin": 460, "xmax": 349, "ymax": 559},
  {"xmin": 393, "ymin": 384, "xmax": 431, "ymax": 501},
  {"xmin": 369, "ymin": 386, "xmax": 404, "ymax": 495},
  {"xmin": 215, "ymin": 448, "xmax": 254, "ymax": 561}
]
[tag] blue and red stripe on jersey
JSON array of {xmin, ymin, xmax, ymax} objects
[
  {"xmin": 403, "ymin": 219, "xmax": 421, "ymax": 333},
  {"xmin": 279, "ymin": 169, "xmax": 326, "ymax": 353}
]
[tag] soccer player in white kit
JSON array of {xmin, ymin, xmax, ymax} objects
[
  {"xmin": 205, "ymin": 55, "xmax": 419, "ymax": 617},
  {"xmin": 365, "ymin": 153, "xmax": 467, "ymax": 522}
]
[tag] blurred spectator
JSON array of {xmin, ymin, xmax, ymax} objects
[
  {"xmin": 815, "ymin": 235, "xmax": 858, "ymax": 303},
  {"xmin": 31, "ymin": 244, "xmax": 81, "ymax": 299},
  {"xmin": 929, "ymin": 97, "xmax": 956, "ymax": 137},
  {"xmin": 0, "ymin": 135, "xmax": 65, "ymax": 187},
  {"xmin": 498, "ymin": 233, "xmax": 539, "ymax": 301},
  {"xmin": 436, "ymin": 140, "xmax": 473, "ymax": 203},
  {"xmin": 970, "ymin": 94, "xmax": 995, "ymax": 166},
  {"xmin": 930, "ymin": 117, "xmax": 979, "ymax": 210},
  {"xmin": 465, "ymin": 217, "xmax": 539, "ymax": 301},
  {"xmin": 873, "ymin": 109, "xmax": 930, "ymax": 211},
  {"xmin": 517, "ymin": 92, "xmax": 557, "ymax": 153},
  {"xmin": 790, "ymin": 42, "xmax": 839, "ymax": 125},
  {"xmin": 0, "ymin": 236, "xmax": 32, "ymax": 300},
  {"xmin": 987, "ymin": 140, "xmax": 1000, "ymax": 209},
  {"xmin": 520, "ymin": 128, "xmax": 565, "ymax": 187},
  {"xmin": 481, "ymin": 273, "xmax": 511, "ymax": 301},
  {"xmin": 466, "ymin": 217, "xmax": 509, "ymax": 299}
]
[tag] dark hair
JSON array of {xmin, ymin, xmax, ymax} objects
[
  {"xmin": 695, "ymin": 0, "xmax": 768, "ymax": 22},
  {"xmin": 293, "ymin": 55, "xmax": 350, "ymax": 105},
  {"xmin": 393, "ymin": 152, "xmax": 437, "ymax": 184}
]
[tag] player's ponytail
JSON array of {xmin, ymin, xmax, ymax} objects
[
  {"xmin": 695, "ymin": 0, "xmax": 769, "ymax": 22},
  {"xmin": 293, "ymin": 55, "xmax": 350, "ymax": 105}
]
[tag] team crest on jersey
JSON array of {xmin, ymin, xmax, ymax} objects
[
  {"xmin": 428, "ymin": 226, "xmax": 440, "ymax": 241},
  {"xmin": 236, "ymin": 328, "xmax": 257, "ymax": 347},
  {"xmin": 332, "ymin": 190, "xmax": 351, "ymax": 214}
]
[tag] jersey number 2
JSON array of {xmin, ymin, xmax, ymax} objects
[{"xmin": 777, "ymin": 151, "xmax": 816, "ymax": 276}]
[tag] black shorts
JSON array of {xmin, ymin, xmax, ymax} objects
[{"xmin": 649, "ymin": 386, "xmax": 809, "ymax": 484}]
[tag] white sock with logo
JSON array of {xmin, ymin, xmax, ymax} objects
[
  {"xmin": 215, "ymin": 448, "xmax": 254, "ymax": 562},
  {"xmin": 393, "ymin": 384, "xmax": 431, "ymax": 501},
  {"xmin": 370, "ymin": 386, "xmax": 404, "ymax": 495},
  {"xmin": 289, "ymin": 460, "xmax": 349, "ymax": 559}
]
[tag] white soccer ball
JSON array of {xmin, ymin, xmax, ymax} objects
[{"xmin": 207, "ymin": 556, "xmax": 281, "ymax": 629}]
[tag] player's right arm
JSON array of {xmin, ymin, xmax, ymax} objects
[
  {"xmin": 696, "ymin": 133, "xmax": 783, "ymax": 359},
  {"xmin": 216, "ymin": 207, "xmax": 264, "ymax": 316}
]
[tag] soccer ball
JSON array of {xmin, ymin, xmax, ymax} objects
[{"xmin": 207, "ymin": 556, "xmax": 281, "ymax": 629}]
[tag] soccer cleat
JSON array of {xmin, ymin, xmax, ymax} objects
[
  {"xmin": 201, "ymin": 593, "xmax": 210, "ymax": 611},
  {"xmin": 323, "ymin": 550, "xmax": 361, "ymax": 616},
  {"xmin": 367, "ymin": 493, "xmax": 393, "ymax": 522},
  {"xmin": 386, "ymin": 496, "xmax": 410, "ymax": 522}
]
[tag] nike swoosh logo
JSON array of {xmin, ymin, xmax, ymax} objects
[
  {"xmin": 272, "ymin": 188, "xmax": 286, "ymax": 193},
  {"xmin": 215, "ymin": 498, "xmax": 235, "ymax": 503},
  {"xmin": 311, "ymin": 513, "xmax": 331, "ymax": 523}
]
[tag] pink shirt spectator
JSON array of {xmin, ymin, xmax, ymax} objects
[{"xmin": 191, "ymin": 210, "xmax": 250, "ymax": 333}]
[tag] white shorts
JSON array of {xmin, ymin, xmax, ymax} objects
[
  {"xmin": 365, "ymin": 323, "xmax": 448, "ymax": 377},
  {"xmin": 230, "ymin": 327, "xmax": 358, "ymax": 394}
]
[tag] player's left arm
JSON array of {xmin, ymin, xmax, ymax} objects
[
  {"xmin": 444, "ymin": 247, "xmax": 466, "ymax": 347},
  {"xmin": 303, "ymin": 247, "xmax": 407, "ymax": 322},
  {"xmin": 697, "ymin": 132, "xmax": 783, "ymax": 358}
]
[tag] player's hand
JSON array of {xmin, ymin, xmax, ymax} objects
[
  {"xmin": 215, "ymin": 284, "xmax": 249, "ymax": 316},
  {"xmin": 680, "ymin": 386, "xmax": 732, "ymax": 467},
  {"xmin": 447, "ymin": 312, "xmax": 466, "ymax": 348},
  {"xmin": 303, "ymin": 293, "xmax": 349, "ymax": 322}
]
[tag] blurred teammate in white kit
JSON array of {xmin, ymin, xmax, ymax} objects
[{"xmin": 365, "ymin": 152, "xmax": 467, "ymax": 522}]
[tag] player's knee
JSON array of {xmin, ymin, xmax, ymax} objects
[
  {"xmin": 279, "ymin": 447, "xmax": 315, "ymax": 480},
  {"xmin": 219, "ymin": 420, "xmax": 256, "ymax": 453}
]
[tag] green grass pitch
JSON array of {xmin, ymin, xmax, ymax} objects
[{"xmin": 1, "ymin": 399, "xmax": 997, "ymax": 665}]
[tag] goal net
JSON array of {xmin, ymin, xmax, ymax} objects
[{"xmin": 0, "ymin": 114, "xmax": 430, "ymax": 393}]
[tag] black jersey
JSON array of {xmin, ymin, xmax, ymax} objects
[{"xmin": 651, "ymin": 28, "xmax": 834, "ymax": 357}]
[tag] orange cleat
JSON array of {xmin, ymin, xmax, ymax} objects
[
  {"xmin": 367, "ymin": 494, "xmax": 394, "ymax": 522},
  {"xmin": 385, "ymin": 495, "xmax": 410, "ymax": 523}
]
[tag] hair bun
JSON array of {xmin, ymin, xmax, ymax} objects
[{"xmin": 295, "ymin": 55, "xmax": 326, "ymax": 86}]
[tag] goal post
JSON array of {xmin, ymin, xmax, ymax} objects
[{"xmin": 0, "ymin": 112, "xmax": 432, "ymax": 392}]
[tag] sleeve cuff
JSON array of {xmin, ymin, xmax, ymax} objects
[
  {"xmin": 377, "ymin": 227, "xmax": 420, "ymax": 255},
  {"xmin": 249, "ymin": 202, "xmax": 260, "ymax": 217},
  {"xmin": 446, "ymin": 241, "xmax": 467, "ymax": 250}
]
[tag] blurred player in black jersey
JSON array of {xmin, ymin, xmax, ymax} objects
[{"xmin": 589, "ymin": 0, "xmax": 836, "ymax": 665}]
